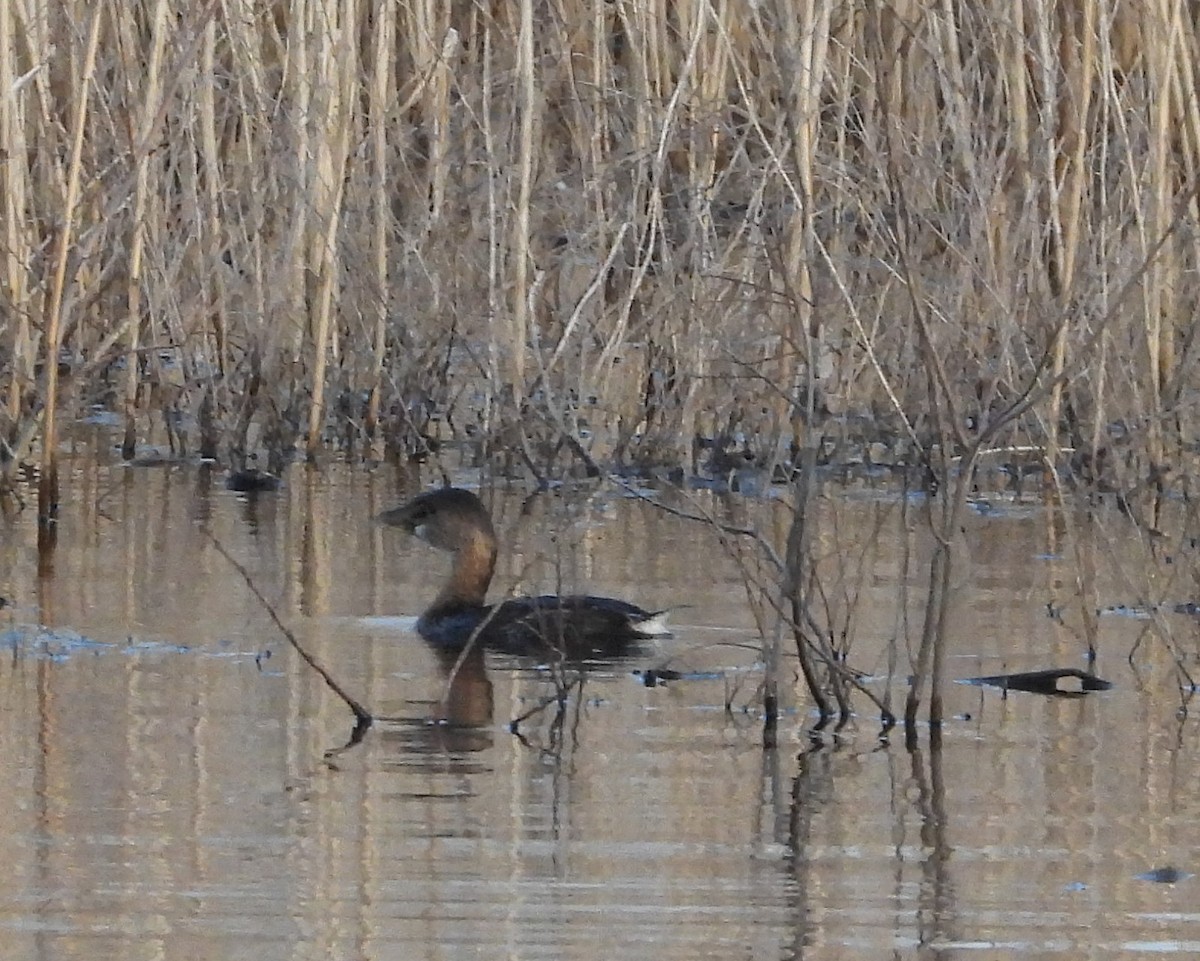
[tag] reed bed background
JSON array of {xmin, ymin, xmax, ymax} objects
[{"xmin": 0, "ymin": 0, "xmax": 1195, "ymax": 492}]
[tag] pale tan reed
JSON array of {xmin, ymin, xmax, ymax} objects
[
  {"xmin": 119, "ymin": 0, "xmax": 170, "ymax": 459},
  {"xmin": 39, "ymin": 2, "xmax": 103, "ymax": 515},
  {"xmin": 0, "ymin": 0, "xmax": 33, "ymax": 432},
  {"xmin": 0, "ymin": 0, "xmax": 1195, "ymax": 497}
]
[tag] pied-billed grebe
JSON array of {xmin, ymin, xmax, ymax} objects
[{"xmin": 379, "ymin": 487, "xmax": 670, "ymax": 658}]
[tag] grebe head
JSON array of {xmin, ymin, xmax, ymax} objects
[{"xmin": 378, "ymin": 487, "xmax": 496, "ymax": 553}]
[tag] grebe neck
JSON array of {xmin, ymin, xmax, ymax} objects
[{"xmin": 435, "ymin": 527, "xmax": 497, "ymax": 608}]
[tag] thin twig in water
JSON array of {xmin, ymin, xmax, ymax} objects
[
  {"xmin": 204, "ymin": 530, "xmax": 373, "ymax": 727},
  {"xmin": 612, "ymin": 479, "xmax": 784, "ymax": 572},
  {"xmin": 509, "ymin": 675, "xmax": 583, "ymax": 733}
]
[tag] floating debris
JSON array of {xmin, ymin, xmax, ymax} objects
[
  {"xmin": 123, "ymin": 454, "xmax": 183, "ymax": 468},
  {"xmin": 1097, "ymin": 604, "xmax": 1155, "ymax": 619},
  {"xmin": 1, "ymin": 625, "xmax": 260, "ymax": 663},
  {"xmin": 2, "ymin": 626, "xmax": 111, "ymax": 660},
  {"xmin": 1097, "ymin": 601, "xmax": 1200, "ymax": 618},
  {"xmin": 634, "ymin": 668, "xmax": 727, "ymax": 688},
  {"xmin": 959, "ymin": 668, "xmax": 1113, "ymax": 697}
]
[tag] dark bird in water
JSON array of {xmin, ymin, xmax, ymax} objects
[
  {"xmin": 379, "ymin": 487, "xmax": 670, "ymax": 659},
  {"xmin": 225, "ymin": 467, "xmax": 281, "ymax": 493}
]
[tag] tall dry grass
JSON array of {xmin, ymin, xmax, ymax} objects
[{"xmin": 0, "ymin": 0, "xmax": 1194, "ymax": 496}]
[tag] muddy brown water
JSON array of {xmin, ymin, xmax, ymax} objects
[{"xmin": 2, "ymin": 451, "xmax": 1200, "ymax": 960}]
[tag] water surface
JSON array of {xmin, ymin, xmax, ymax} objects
[{"xmin": 2, "ymin": 454, "xmax": 1199, "ymax": 959}]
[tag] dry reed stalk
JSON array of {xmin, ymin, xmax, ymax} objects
[
  {"xmin": 1141, "ymin": 1, "xmax": 1184, "ymax": 469},
  {"xmin": 1165, "ymin": 16, "xmax": 1200, "ymax": 427},
  {"xmin": 221, "ymin": 0, "xmax": 277, "ymax": 459},
  {"xmin": 2, "ymin": 6, "xmax": 58, "ymax": 479},
  {"xmin": 199, "ymin": 16, "xmax": 228, "ymax": 383},
  {"xmin": 678, "ymin": 0, "xmax": 737, "ymax": 467},
  {"xmin": 587, "ymin": 0, "xmax": 612, "ymax": 202},
  {"xmin": 364, "ymin": 0, "xmax": 397, "ymax": 443},
  {"xmin": 481, "ymin": 16, "xmax": 501, "ymax": 434},
  {"xmin": 588, "ymin": 0, "xmax": 678, "ymax": 450},
  {"xmin": 542, "ymin": 0, "xmax": 612, "ymax": 329},
  {"xmin": 787, "ymin": 0, "xmax": 832, "ymax": 455},
  {"xmin": 0, "ymin": 3, "xmax": 35, "ymax": 440},
  {"xmin": 410, "ymin": 0, "xmax": 453, "ymax": 227},
  {"xmin": 1043, "ymin": 0, "xmax": 1098, "ymax": 467},
  {"xmin": 40, "ymin": 2, "xmax": 103, "ymax": 520},
  {"xmin": 285, "ymin": 0, "xmax": 312, "ymax": 373},
  {"xmin": 304, "ymin": 0, "xmax": 358, "ymax": 459},
  {"xmin": 119, "ymin": 0, "xmax": 171, "ymax": 460},
  {"xmin": 509, "ymin": 0, "xmax": 536, "ymax": 390},
  {"xmin": 304, "ymin": 0, "xmax": 337, "ymax": 456},
  {"xmin": 1006, "ymin": 0, "xmax": 1032, "ymax": 170}
]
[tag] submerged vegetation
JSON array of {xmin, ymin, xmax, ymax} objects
[{"xmin": 4, "ymin": 1, "xmax": 1200, "ymax": 732}]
